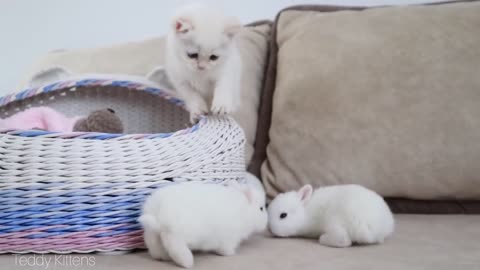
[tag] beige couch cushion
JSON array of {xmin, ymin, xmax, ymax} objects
[
  {"xmin": 17, "ymin": 23, "xmax": 271, "ymax": 165},
  {"xmin": 261, "ymin": 2, "xmax": 480, "ymax": 200},
  {"xmin": 1, "ymin": 215, "xmax": 478, "ymax": 269}
]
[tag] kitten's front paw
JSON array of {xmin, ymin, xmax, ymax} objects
[
  {"xmin": 186, "ymin": 99, "xmax": 208, "ymax": 124},
  {"xmin": 189, "ymin": 113, "xmax": 202, "ymax": 124},
  {"xmin": 211, "ymin": 92, "xmax": 238, "ymax": 115}
]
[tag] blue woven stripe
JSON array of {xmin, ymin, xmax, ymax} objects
[
  {"xmin": 45, "ymin": 224, "xmax": 140, "ymax": 233},
  {"xmin": 74, "ymin": 79, "xmax": 98, "ymax": 87},
  {"xmin": 110, "ymin": 80, "xmax": 137, "ymax": 87},
  {"xmin": 17, "ymin": 225, "xmax": 141, "ymax": 239},
  {"xmin": 0, "ymin": 182, "xmax": 181, "ymax": 237},
  {"xmin": 148, "ymin": 132, "xmax": 174, "ymax": 139},
  {"xmin": 94, "ymin": 229, "xmax": 140, "ymax": 237},
  {"xmin": 16, "ymin": 90, "xmax": 30, "ymax": 100},
  {"xmin": 43, "ymin": 82, "xmax": 61, "ymax": 92},
  {"xmin": 8, "ymin": 130, "xmax": 54, "ymax": 137},
  {"xmin": 0, "ymin": 205, "xmax": 141, "ymax": 215},
  {"xmin": 0, "ymin": 223, "xmax": 142, "ymax": 235},
  {"xmin": 2, "ymin": 216, "xmax": 136, "ymax": 226},
  {"xmin": 143, "ymin": 87, "xmax": 162, "ymax": 95},
  {"xmin": 25, "ymin": 228, "xmax": 140, "ymax": 239},
  {"xmin": 0, "ymin": 217, "xmax": 141, "ymax": 235},
  {"xmin": 0, "ymin": 194, "xmax": 146, "ymax": 205},
  {"xmin": 0, "ymin": 123, "xmax": 201, "ymax": 139}
]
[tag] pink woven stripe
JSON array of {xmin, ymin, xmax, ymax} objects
[
  {"xmin": 0, "ymin": 234, "xmax": 144, "ymax": 252},
  {"xmin": 0, "ymin": 225, "xmax": 68, "ymax": 238},
  {"xmin": 0, "ymin": 226, "xmax": 144, "ymax": 252},
  {"xmin": 0, "ymin": 231, "xmax": 142, "ymax": 245},
  {"xmin": 93, "ymin": 80, "xmax": 108, "ymax": 86}
]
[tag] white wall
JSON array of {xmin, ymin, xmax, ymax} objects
[{"xmin": 0, "ymin": 0, "xmax": 442, "ymax": 95}]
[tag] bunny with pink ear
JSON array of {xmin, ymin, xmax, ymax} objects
[
  {"xmin": 138, "ymin": 181, "xmax": 267, "ymax": 268},
  {"xmin": 267, "ymin": 184, "xmax": 394, "ymax": 248}
]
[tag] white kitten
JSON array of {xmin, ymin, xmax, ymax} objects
[{"xmin": 165, "ymin": 4, "xmax": 243, "ymax": 122}]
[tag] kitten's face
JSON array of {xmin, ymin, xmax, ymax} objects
[
  {"xmin": 171, "ymin": 12, "xmax": 240, "ymax": 73},
  {"xmin": 178, "ymin": 37, "xmax": 229, "ymax": 72}
]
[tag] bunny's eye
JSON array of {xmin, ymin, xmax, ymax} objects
[
  {"xmin": 209, "ymin": 54, "xmax": 219, "ymax": 61},
  {"xmin": 260, "ymin": 207, "xmax": 264, "ymax": 211},
  {"xmin": 280, "ymin": 213, "xmax": 287, "ymax": 219}
]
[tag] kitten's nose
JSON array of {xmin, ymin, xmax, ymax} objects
[{"xmin": 197, "ymin": 62, "xmax": 207, "ymax": 70}]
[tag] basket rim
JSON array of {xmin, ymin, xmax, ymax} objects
[
  {"xmin": 0, "ymin": 77, "xmax": 205, "ymax": 140},
  {"xmin": 0, "ymin": 76, "xmax": 182, "ymax": 107}
]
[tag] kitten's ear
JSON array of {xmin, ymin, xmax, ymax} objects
[
  {"xmin": 224, "ymin": 16, "xmax": 242, "ymax": 39},
  {"xmin": 173, "ymin": 17, "xmax": 193, "ymax": 34}
]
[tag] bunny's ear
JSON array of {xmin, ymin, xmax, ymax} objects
[
  {"xmin": 242, "ymin": 187, "xmax": 254, "ymax": 204},
  {"xmin": 226, "ymin": 180, "xmax": 254, "ymax": 204},
  {"xmin": 298, "ymin": 185, "xmax": 313, "ymax": 204}
]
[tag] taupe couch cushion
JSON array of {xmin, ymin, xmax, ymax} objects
[
  {"xmin": 1, "ymin": 215, "xmax": 478, "ymax": 269},
  {"xmin": 17, "ymin": 23, "xmax": 271, "ymax": 166},
  {"xmin": 258, "ymin": 2, "xmax": 480, "ymax": 201}
]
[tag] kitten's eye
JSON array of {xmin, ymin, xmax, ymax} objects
[
  {"xmin": 280, "ymin": 213, "xmax": 287, "ymax": 219},
  {"xmin": 209, "ymin": 55, "xmax": 219, "ymax": 61},
  {"xmin": 187, "ymin": 53, "xmax": 198, "ymax": 59},
  {"xmin": 260, "ymin": 207, "xmax": 264, "ymax": 211}
]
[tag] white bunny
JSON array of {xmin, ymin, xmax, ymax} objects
[
  {"xmin": 243, "ymin": 172, "xmax": 266, "ymax": 198},
  {"xmin": 138, "ymin": 181, "xmax": 268, "ymax": 268},
  {"xmin": 268, "ymin": 184, "xmax": 394, "ymax": 248}
]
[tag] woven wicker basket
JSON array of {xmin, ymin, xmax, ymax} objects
[{"xmin": 0, "ymin": 77, "xmax": 246, "ymax": 253}]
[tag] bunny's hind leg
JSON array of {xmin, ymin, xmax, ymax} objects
[
  {"xmin": 161, "ymin": 231, "xmax": 194, "ymax": 268},
  {"xmin": 144, "ymin": 230, "xmax": 170, "ymax": 261},
  {"xmin": 215, "ymin": 240, "xmax": 238, "ymax": 256},
  {"xmin": 319, "ymin": 223, "xmax": 352, "ymax": 248}
]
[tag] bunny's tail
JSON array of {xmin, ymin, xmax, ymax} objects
[{"xmin": 138, "ymin": 214, "xmax": 160, "ymax": 232}]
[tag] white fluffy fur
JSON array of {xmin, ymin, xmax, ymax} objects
[
  {"xmin": 268, "ymin": 184, "xmax": 394, "ymax": 248},
  {"xmin": 139, "ymin": 181, "xmax": 267, "ymax": 268},
  {"xmin": 165, "ymin": 4, "xmax": 243, "ymax": 122},
  {"xmin": 244, "ymin": 172, "xmax": 266, "ymax": 199}
]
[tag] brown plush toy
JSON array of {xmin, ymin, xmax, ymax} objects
[{"xmin": 73, "ymin": 108, "xmax": 124, "ymax": 133}]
